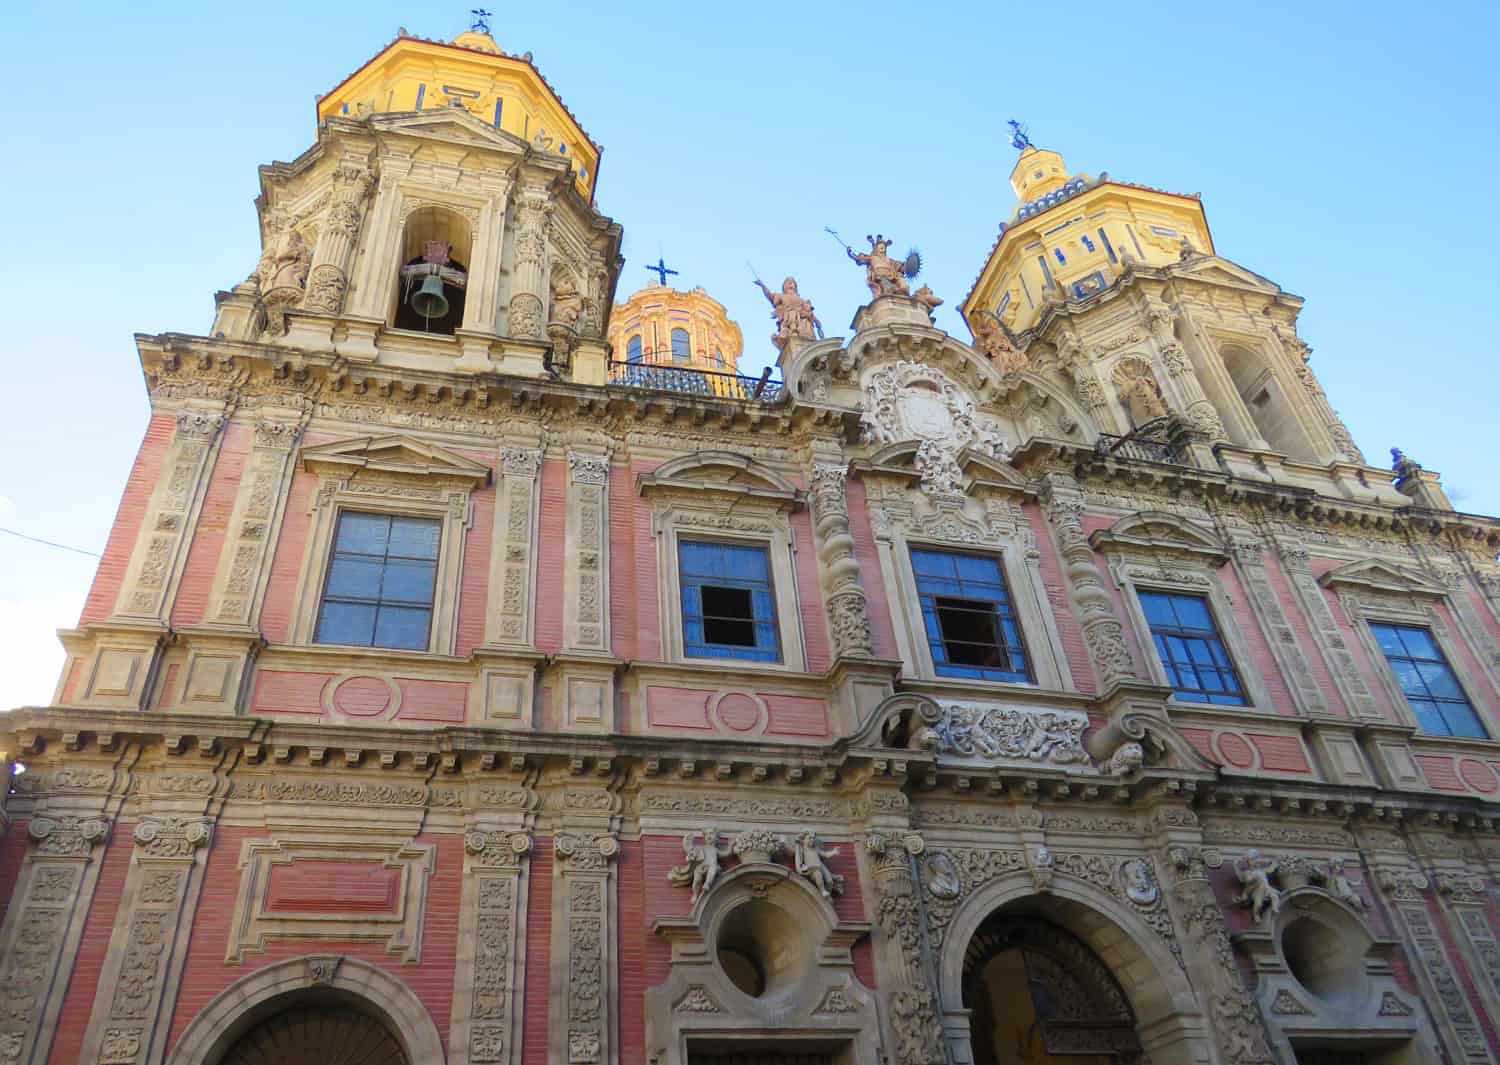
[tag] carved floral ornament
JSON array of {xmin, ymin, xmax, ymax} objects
[{"xmin": 860, "ymin": 360, "xmax": 1011, "ymax": 497}]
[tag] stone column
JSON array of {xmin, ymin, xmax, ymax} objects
[
  {"xmin": 450, "ymin": 831, "xmax": 532, "ymax": 1065},
  {"xmin": 0, "ymin": 815, "xmax": 112, "ymax": 1065},
  {"xmin": 1142, "ymin": 294, "xmax": 1227, "ymax": 442},
  {"xmin": 865, "ymin": 831, "xmax": 946, "ymax": 1065},
  {"xmin": 809, "ymin": 462, "xmax": 874, "ymax": 659},
  {"xmin": 1152, "ymin": 841, "xmax": 1276, "ymax": 1065},
  {"xmin": 462, "ymin": 173, "xmax": 513, "ymax": 337},
  {"xmin": 1038, "ymin": 473, "xmax": 1137, "ymax": 690},
  {"xmin": 302, "ymin": 161, "xmax": 374, "ymax": 316},
  {"xmin": 78, "ymin": 816, "xmax": 212, "ymax": 1065},
  {"xmin": 1057, "ymin": 336, "xmax": 1117, "ymax": 435},
  {"xmin": 552, "ymin": 832, "xmax": 619, "ymax": 1065},
  {"xmin": 506, "ymin": 183, "xmax": 552, "ymax": 341}
]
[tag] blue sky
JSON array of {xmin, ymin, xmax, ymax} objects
[{"xmin": 1, "ymin": 1, "xmax": 1496, "ymax": 708}]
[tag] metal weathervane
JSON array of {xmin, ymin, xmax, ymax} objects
[
  {"xmin": 645, "ymin": 257, "xmax": 679, "ymax": 286},
  {"xmin": 470, "ymin": 8, "xmax": 492, "ymax": 33},
  {"xmin": 1008, "ymin": 118, "xmax": 1032, "ymax": 151}
]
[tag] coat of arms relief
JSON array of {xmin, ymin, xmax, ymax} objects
[{"xmin": 860, "ymin": 360, "xmax": 1011, "ymax": 497}]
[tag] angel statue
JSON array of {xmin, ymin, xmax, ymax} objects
[
  {"xmin": 755, "ymin": 276, "xmax": 822, "ymax": 348},
  {"xmin": 847, "ymin": 234, "xmax": 916, "ymax": 299},
  {"xmin": 969, "ymin": 312, "xmax": 1029, "ymax": 375},
  {"xmin": 667, "ymin": 825, "xmax": 732, "ymax": 903},
  {"xmin": 912, "ymin": 285, "xmax": 942, "ymax": 319},
  {"xmin": 794, "ymin": 831, "xmax": 845, "ymax": 898},
  {"xmin": 1234, "ymin": 849, "xmax": 1283, "ymax": 922}
]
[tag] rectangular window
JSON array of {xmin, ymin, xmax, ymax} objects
[
  {"xmin": 911, "ymin": 548, "xmax": 1031, "ymax": 683},
  {"xmin": 1140, "ymin": 592, "xmax": 1246, "ymax": 705},
  {"xmin": 314, "ymin": 512, "xmax": 440, "ymax": 651},
  {"xmin": 1370, "ymin": 623, "xmax": 1486, "ymax": 738},
  {"xmin": 679, "ymin": 540, "xmax": 780, "ymax": 662}
]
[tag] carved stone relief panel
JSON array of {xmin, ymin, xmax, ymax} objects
[
  {"xmin": 1274, "ymin": 541, "xmax": 1381, "ymax": 720},
  {"xmin": 206, "ymin": 416, "xmax": 303, "ymax": 628},
  {"xmin": 450, "ymin": 832, "xmax": 532, "ymax": 1065},
  {"xmin": 564, "ymin": 453, "xmax": 610, "ymax": 654},
  {"xmin": 552, "ymin": 833, "xmax": 618, "ymax": 1065},
  {"xmin": 489, "ymin": 447, "xmax": 541, "ymax": 648}
]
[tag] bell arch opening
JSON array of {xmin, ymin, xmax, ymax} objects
[
  {"xmin": 962, "ymin": 910, "xmax": 1142, "ymax": 1065},
  {"xmin": 393, "ymin": 205, "xmax": 472, "ymax": 335},
  {"xmin": 210, "ymin": 993, "xmax": 409, "ymax": 1065},
  {"xmin": 1221, "ymin": 343, "xmax": 1317, "ymax": 461}
]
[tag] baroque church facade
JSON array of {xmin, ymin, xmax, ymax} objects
[{"xmin": 5, "ymin": 21, "xmax": 1500, "ymax": 1065}]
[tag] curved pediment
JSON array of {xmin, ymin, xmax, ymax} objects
[
  {"xmin": 1088, "ymin": 510, "xmax": 1227, "ymax": 564},
  {"xmin": 300, "ymin": 434, "xmax": 491, "ymax": 486},
  {"xmin": 637, "ymin": 451, "xmax": 801, "ymax": 505}
]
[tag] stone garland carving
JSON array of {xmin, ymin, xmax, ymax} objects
[
  {"xmin": 301, "ymin": 162, "xmax": 374, "ymax": 316},
  {"xmin": 555, "ymin": 834, "xmax": 617, "ymax": 1065},
  {"xmin": 864, "ymin": 833, "xmax": 945, "ymax": 1065},
  {"xmin": 0, "ymin": 818, "xmax": 112, "ymax": 1065},
  {"xmin": 507, "ymin": 185, "xmax": 553, "ymax": 340},
  {"xmin": 1222, "ymin": 533, "xmax": 1328, "ymax": 715},
  {"xmin": 461, "ymin": 832, "xmax": 531, "ymax": 1065},
  {"xmin": 122, "ymin": 411, "xmax": 226, "ymax": 618},
  {"xmin": 565, "ymin": 453, "xmax": 609, "ymax": 652},
  {"xmin": 1159, "ymin": 847, "xmax": 1275, "ymax": 1065},
  {"xmin": 642, "ymin": 791, "xmax": 854, "ymax": 822},
  {"xmin": 1274, "ymin": 541, "xmax": 1380, "ymax": 719},
  {"xmin": 491, "ymin": 448, "xmax": 540, "ymax": 645},
  {"xmin": 860, "ymin": 361, "xmax": 1010, "ymax": 499},
  {"xmin": 211, "ymin": 417, "xmax": 302, "ymax": 625},
  {"xmin": 1038, "ymin": 476, "xmax": 1136, "ymax": 688},
  {"xmin": 928, "ymin": 701, "xmax": 1090, "ymax": 767},
  {"xmin": 808, "ymin": 463, "xmax": 874, "ymax": 659}
]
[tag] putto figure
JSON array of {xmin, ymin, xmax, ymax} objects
[
  {"xmin": 969, "ymin": 312, "xmax": 1028, "ymax": 375},
  {"xmin": 793, "ymin": 831, "xmax": 845, "ymax": 898},
  {"xmin": 1234, "ymin": 849, "xmax": 1283, "ymax": 922},
  {"xmin": 848, "ymin": 234, "xmax": 912, "ymax": 299},
  {"xmin": 755, "ymin": 276, "xmax": 822, "ymax": 348},
  {"xmin": 912, "ymin": 284, "xmax": 942, "ymax": 320},
  {"xmin": 667, "ymin": 825, "xmax": 732, "ymax": 903}
]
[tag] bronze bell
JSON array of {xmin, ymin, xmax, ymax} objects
[{"xmin": 410, "ymin": 273, "xmax": 449, "ymax": 319}]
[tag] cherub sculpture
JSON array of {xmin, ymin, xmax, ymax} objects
[
  {"xmin": 667, "ymin": 825, "xmax": 732, "ymax": 903},
  {"xmin": 755, "ymin": 276, "xmax": 821, "ymax": 348},
  {"xmin": 1234, "ymin": 850, "xmax": 1283, "ymax": 922},
  {"xmin": 549, "ymin": 276, "xmax": 585, "ymax": 331},
  {"xmin": 969, "ymin": 312, "xmax": 1028, "ymax": 375},
  {"xmin": 1319, "ymin": 858, "xmax": 1368, "ymax": 912},
  {"xmin": 793, "ymin": 831, "xmax": 845, "ymax": 898},
  {"xmin": 912, "ymin": 285, "xmax": 942, "ymax": 319},
  {"xmin": 848, "ymin": 234, "xmax": 912, "ymax": 298}
]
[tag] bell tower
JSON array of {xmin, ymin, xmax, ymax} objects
[{"xmin": 211, "ymin": 18, "xmax": 623, "ymax": 379}]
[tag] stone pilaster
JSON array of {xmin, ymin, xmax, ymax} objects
[
  {"xmin": 302, "ymin": 161, "xmax": 374, "ymax": 316},
  {"xmin": 477, "ymin": 443, "xmax": 543, "ymax": 723},
  {"xmin": 864, "ymin": 831, "xmax": 946, "ymax": 1065},
  {"xmin": 1273, "ymin": 539, "xmax": 1382, "ymax": 720},
  {"xmin": 552, "ymin": 832, "xmax": 618, "ymax": 1065},
  {"xmin": 78, "ymin": 816, "xmax": 212, "ymax": 1065},
  {"xmin": 564, "ymin": 453, "xmax": 611, "ymax": 656},
  {"xmin": 1221, "ymin": 528, "xmax": 1328, "ymax": 716},
  {"xmin": 1153, "ymin": 842, "xmax": 1276, "ymax": 1065},
  {"xmin": 1142, "ymin": 294, "xmax": 1227, "ymax": 442},
  {"xmin": 1038, "ymin": 473, "xmax": 1136, "ymax": 690},
  {"xmin": 1274, "ymin": 327, "xmax": 1364, "ymax": 464},
  {"xmin": 450, "ymin": 831, "xmax": 532, "ymax": 1065},
  {"xmin": 808, "ymin": 461, "xmax": 874, "ymax": 660},
  {"xmin": 506, "ymin": 183, "xmax": 551, "ymax": 341},
  {"xmin": 0, "ymin": 815, "xmax": 112, "ymax": 1065}
]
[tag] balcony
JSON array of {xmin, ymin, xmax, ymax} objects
[
  {"xmin": 1095, "ymin": 423, "xmax": 1190, "ymax": 466},
  {"xmin": 607, "ymin": 361, "xmax": 784, "ymax": 404}
]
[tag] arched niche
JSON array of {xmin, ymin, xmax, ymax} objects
[
  {"xmin": 1220, "ymin": 343, "xmax": 1318, "ymax": 462},
  {"xmin": 938, "ymin": 873, "xmax": 1210, "ymax": 1065},
  {"xmin": 1236, "ymin": 889, "xmax": 1435, "ymax": 1063},
  {"xmin": 393, "ymin": 204, "xmax": 473, "ymax": 335},
  {"xmin": 166, "ymin": 956, "xmax": 445, "ymax": 1065},
  {"xmin": 647, "ymin": 864, "xmax": 879, "ymax": 1065}
]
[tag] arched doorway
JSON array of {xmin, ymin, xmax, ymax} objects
[
  {"xmin": 963, "ymin": 912, "xmax": 1142, "ymax": 1065},
  {"xmin": 215, "ymin": 1000, "xmax": 408, "ymax": 1065}
]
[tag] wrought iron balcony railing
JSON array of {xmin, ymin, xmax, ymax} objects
[
  {"xmin": 607, "ymin": 361, "xmax": 784, "ymax": 404},
  {"xmin": 1095, "ymin": 432, "xmax": 1186, "ymax": 466}
]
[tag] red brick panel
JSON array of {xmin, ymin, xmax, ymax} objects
[
  {"xmin": 845, "ymin": 478, "xmax": 899, "ymax": 661},
  {"xmin": 617, "ymin": 838, "xmax": 647, "ymax": 1065},
  {"xmin": 520, "ymin": 840, "xmax": 553, "ymax": 1065},
  {"xmin": 1215, "ymin": 565, "xmax": 1295, "ymax": 715},
  {"xmin": 790, "ymin": 510, "xmax": 831, "ymax": 674},
  {"xmin": 80, "ymin": 414, "xmax": 177, "ymax": 625},
  {"xmin": 258, "ymin": 466, "xmax": 320, "ymax": 644},
  {"xmin": 1176, "ymin": 728, "xmax": 1220, "ymax": 765},
  {"xmin": 455, "ymin": 481, "xmax": 495, "ymax": 657},
  {"xmin": 1259, "ymin": 554, "xmax": 1350, "ymax": 717},
  {"xmin": 1426, "ymin": 892, "xmax": 1500, "ymax": 1055},
  {"xmin": 645, "ymin": 687, "xmax": 716, "ymax": 731},
  {"xmin": 264, "ymin": 861, "xmax": 401, "ymax": 914},
  {"xmin": 608, "ymin": 461, "xmax": 638, "ymax": 665},
  {"xmin": 535, "ymin": 459, "xmax": 567, "ymax": 654},
  {"xmin": 1247, "ymin": 734, "xmax": 1312, "ymax": 774},
  {"xmin": 764, "ymin": 695, "xmax": 830, "ymax": 738},
  {"xmin": 48, "ymin": 826, "xmax": 135, "ymax": 1065},
  {"xmin": 632, "ymin": 464, "xmax": 662, "ymax": 662},
  {"xmin": 171, "ymin": 422, "xmax": 250, "ymax": 628},
  {"xmin": 1415, "ymin": 754, "xmax": 1465, "ymax": 792},
  {"xmin": 1026, "ymin": 506, "xmax": 1095, "ymax": 694},
  {"xmin": 0, "ymin": 819, "xmax": 28, "ymax": 927},
  {"xmin": 249, "ymin": 670, "xmax": 332, "ymax": 716},
  {"xmin": 393, "ymin": 678, "xmax": 468, "ymax": 723}
]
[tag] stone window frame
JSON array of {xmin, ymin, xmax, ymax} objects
[
  {"xmin": 286, "ymin": 436, "xmax": 490, "ymax": 657},
  {"xmin": 642, "ymin": 454, "xmax": 810, "ymax": 675},
  {"xmin": 1323, "ymin": 562, "xmax": 1497, "ymax": 741},
  {"xmin": 1093, "ymin": 514, "xmax": 1276, "ymax": 713}
]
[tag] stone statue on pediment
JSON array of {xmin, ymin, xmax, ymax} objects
[
  {"xmin": 756, "ymin": 276, "xmax": 821, "ymax": 349},
  {"xmin": 848, "ymin": 234, "xmax": 911, "ymax": 298},
  {"xmin": 667, "ymin": 825, "xmax": 732, "ymax": 903},
  {"xmin": 794, "ymin": 831, "xmax": 844, "ymax": 898},
  {"xmin": 970, "ymin": 312, "xmax": 1028, "ymax": 375}
]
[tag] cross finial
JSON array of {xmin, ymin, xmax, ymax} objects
[
  {"xmin": 645, "ymin": 257, "xmax": 679, "ymax": 287},
  {"xmin": 1008, "ymin": 119, "xmax": 1032, "ymax": 151},
  {"xmin": 470, "ymin": 8, "xmax": 492, "ymax": 33}
]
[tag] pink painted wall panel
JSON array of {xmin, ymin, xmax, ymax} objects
[
  {"xmin": 645, "ymin": 686, "xmax": 715, "ymax": 730},
  {"xmin": 535, "ymin": 458, "xmax": 567, "ymax": 654},
  {"xmin": 258, "ymin": 465, "xmax": 320, "ymax": 643},
  {"xmin": 249, "ymin": 669, "xmax": 331, "ymax": 715},
  {"xmin": 80, "ymin": 414, "xmax": 177, "ymax": 624},
  {"xmin": 455, "ymin": 480, "xmax": 495, "ymax": 657},
  {"xmin": 171, "ymin": 421, "xmax": 250, "ymax": 627},
  {"xmin": 394, "ymin": 677, "xmax": 469, "ymax": 723},
  {"xmin": 1026, "ymin": 505, "xmax": 1095, "ymax": 694},
  {"xmin": 845, "ymin": 477, "xmax": 899, "ymax": 660},
  {"xmin": 764, "ymin": 694, "xmax": 830, "ymax": 737},
  {"xmin": 790, "ymin": 509, "xmax": 831, "ymax": 674}
]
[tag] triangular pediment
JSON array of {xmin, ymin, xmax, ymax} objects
[
  {"xmin": 1088, "ymin": 510, "xmax": 1228, "ymax": 563},
  {"xmin": 369, "ymin": 108, "xmax": 531, "ymax": 154},
  {"xmin": 301, "ymin": 435, "xmax": 491, "ymax": 485},
  {"xmin": 1318, "ymin": 558, "xmax": 1447, "ymax": 598},
  {"xmin": 1169, "ymin": 255, "xmax": 1283, "ymax": 295}
]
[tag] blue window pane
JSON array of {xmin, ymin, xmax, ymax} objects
[
  {"xmin": 1187, "ymin": 640, "xmax": 1216, "ymax": 666},
  {"xmin": 954, "ymin": 554, "xmax": 1001, "ymax": 582},
  {"xmin": 671, "ymin": 328, "xmax": 692, "ymax": 363},
  {"xmin": 375, "ymin": 607, "xmax": 431, "ymax": 650},
  {"xmin": 910, "ymin": 546, "xmax": 1031, "ymax": 684},
  {"xmin": 389, "ymin": 517, "xmax": 441, "ymax": 559},
  {"xmin": 382, "ymin": 560, "xmax": 437, "ymax": 603},
  {"xmin": 679, "ymin": 540, "xmax": 780, "ymax": 663},
  {"xmin": 338, "ymin": 512, "xmax": 391, "ymax": 555},
  {"xmin": 1398, "ymin": 627, "xmax": 1439, "ymax": 659},
  {"xmin": 911, "ymin": 550, "xmax": 955, "ymax": 577},
  {"xmin": 317, "ymin": 602, "xmax": 376, "ymax": 646},
  {"xmin": 1172, "ymin": 596, "xmax": 1213, "ymax": 631},
  {"xmin": 1389, "ymin": 660, "xmax": 1424, "ymax": 696},
  {"xmin": 1141, "ymin": 591, "xmax": 1246, "ymax": 706},
  {"xmin": 1371, "ymin": 623, "xmax": 1486, "ymax": 737},
  {"xmin": 1139, "ymin": 592, "xmax": 1177, "ymax": 628},
  {"xmin": 326, "ymin": 557, "xmax": 384, "ymax": 599},
  {"xmin": 1445, "ymin": 707, "xmax": 1488, "ymax": 739},
  {"xmin": 626, "ymin": 336, "xmax": 643, "ymax": 363},
  {"xmin": 1417, "ymin": 662, "xmax": 1464, "ymax": 699},
  {"xmin": 1371, "ymin": 624, "xmax": 1406, "ymax": 657},
  {"xmin": 1409, "ymin": 700, "xmax": 1448, "ymax": 735}
]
